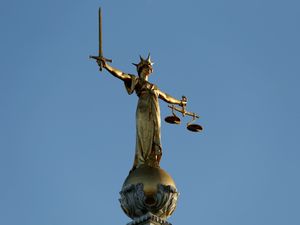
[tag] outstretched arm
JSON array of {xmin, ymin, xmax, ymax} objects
[
  {"xmin": 98, "ymin": 59, "xmax": 131, "ymax": 82},
  {"xmin": 157, "ymin": 89, "xmax": 186, "ymax": 106}
]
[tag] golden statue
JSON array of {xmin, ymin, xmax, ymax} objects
[
  {"xmin": 90, "ymin": 8, "xmax": 201, "ymax": 171},
  {"xmin": 97, "ymin": 55, "xmax": 186, "ymax": 170}
]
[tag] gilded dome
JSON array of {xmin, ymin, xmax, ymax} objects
[{"xmin": 120, "ymin": 165, "xmax": 178, "ymax": 219}]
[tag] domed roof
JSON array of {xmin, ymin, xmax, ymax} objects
[
  {"xmin": 123, "ymin": 165, "xmax": 176, "ymax": 196},
  {"xmin": 120, "ymin": 165, "xmax": 178, "ymax": 219}
]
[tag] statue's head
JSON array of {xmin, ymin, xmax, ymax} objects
[{"xmin": 133, "ymin": 53, "xmax": 154, "ymax": 77}]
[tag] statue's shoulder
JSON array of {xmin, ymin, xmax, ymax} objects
[{"xmin": 126, "ymin": 74, "xmax": 138, "ymax": 82}]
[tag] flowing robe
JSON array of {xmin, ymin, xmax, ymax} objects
[{"xmin": 124, "ymin": 75, "xmax": 162, "ymax": 169}]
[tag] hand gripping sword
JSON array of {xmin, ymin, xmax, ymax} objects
[{"xmin": 89, "ymin": 8, "xmax": 112, "ymax": 71}]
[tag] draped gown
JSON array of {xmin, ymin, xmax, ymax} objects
[{"xmin": 124, "ymin": 75, "xmax": 162, "ymax": 169}]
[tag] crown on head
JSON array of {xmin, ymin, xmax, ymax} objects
[{"xmin": 132, "ymin": 53, "xmax": 154, "ymax": 73}]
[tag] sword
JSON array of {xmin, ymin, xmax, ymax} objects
[{"xmin": 89, "ymin": 7, "xmax": 112, "ymax": 71}]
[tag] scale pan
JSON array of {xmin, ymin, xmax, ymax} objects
[
  {"xmin": 165, "ymin": 116, "xmax": 181, "ymax": 124},
  {"xmin": 187, "ymin": 124, "xmax": 203, "ymax": 132}
]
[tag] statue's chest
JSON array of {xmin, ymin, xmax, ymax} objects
[{"xmin": 136, "ymin": 80, "xmax": 155, "ymax": 96}]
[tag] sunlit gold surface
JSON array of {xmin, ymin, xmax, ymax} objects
[{"xmin": 123, "ymin": 165, "xmax": 176, "ymax": 196}]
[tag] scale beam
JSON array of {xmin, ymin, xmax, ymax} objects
[{"xmin": 168, "ymin": 105, "xmax": 200, "ymax": 119}]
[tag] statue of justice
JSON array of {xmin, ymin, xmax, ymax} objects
[{"xmin": 90, "ymin": 8, "xmax": 202, "ymax": 171}]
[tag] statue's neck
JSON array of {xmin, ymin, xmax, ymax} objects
[{"xmin": 139, "ymin": 75, "xmax": 148, "ymax": 81}]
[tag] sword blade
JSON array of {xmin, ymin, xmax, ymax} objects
[
  {"xmin": 89, "ymin": 7, "xmax": 112, "ymax": 71},
  {"xmin": 99, "ymin": 7, "xmax": 103, "ymax": 57}
]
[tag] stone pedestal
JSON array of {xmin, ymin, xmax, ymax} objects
[{"xmin": 120, "ymin": 165, "xmax": 178, "ymax": 225}]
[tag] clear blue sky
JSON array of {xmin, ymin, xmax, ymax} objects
[{"xmin": 1, "ymin": 0, "xmax": 300, "ymax": 225}]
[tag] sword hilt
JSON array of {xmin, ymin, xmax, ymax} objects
[{"xmin": 89, "ymin": 55, "xmax": 112, "ymax": 71}]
